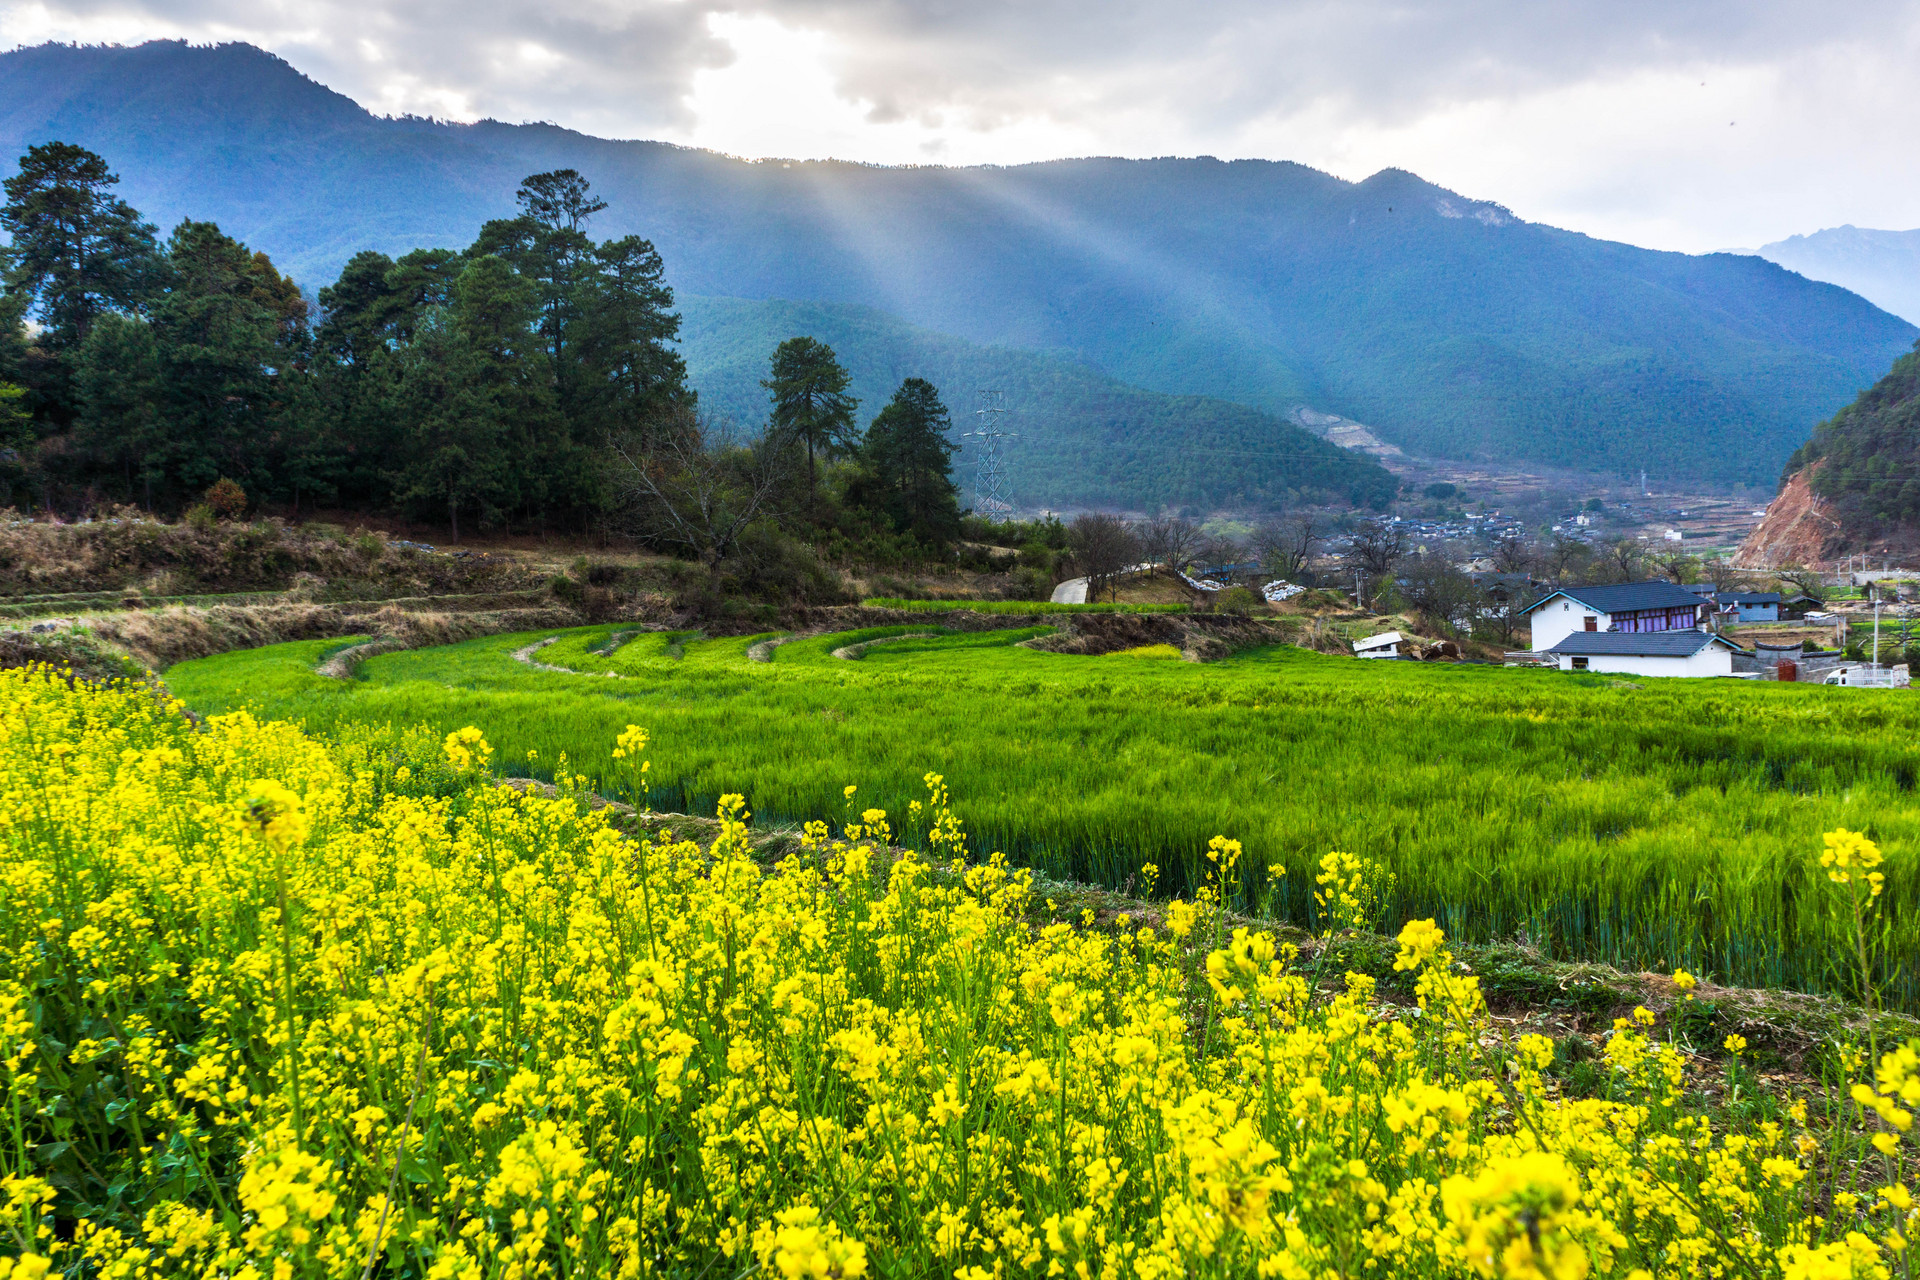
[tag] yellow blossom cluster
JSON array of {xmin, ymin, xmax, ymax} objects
[
  {"xmin": 1822, "ymin": 828, "xmax": 1887, "ymax": 897},
  {"xmin": 0, "ymin": 664, "xmax": 1915, "ymax": 1279}
]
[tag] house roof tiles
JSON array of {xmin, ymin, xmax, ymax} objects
[
  {"xmin": 1521, "ymin": 580, "xmax": 1708, "ymax": 616},
  {"xmin": 1548, "ymin": 630, "xmax": 1739, "ymax": 657}
]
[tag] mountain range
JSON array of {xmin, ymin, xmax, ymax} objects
[
  {"xmin": 1757, "ymin": 227, "xmax": 1920, "ymax": 327},
  {"xmin": 0, "ymin": 39, "xmax": 1914, "ymax": 500}
]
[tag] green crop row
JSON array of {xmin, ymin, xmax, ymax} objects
[
  {"xmin": 166, "ymin": 624, "xmax": 1920, "ymax": 1008},
  {"xmin": 860, "ymin": 597, "xmax": 1189, "ymax": 614}
]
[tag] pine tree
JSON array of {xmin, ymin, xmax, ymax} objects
[
  {"xmin": 74, "ymin": 313, "xmax": 165, "ymax": 508},
  {"xmin": 862, "ymin": 378, "xmax": 961, "ymax": 546},
  {"xmin": 764, "ymin": 336, "xmax": 857, "ymax": 491},
  {"xmin": 0, "ymin": 143, "xmax": 159, "ymax": 352}
]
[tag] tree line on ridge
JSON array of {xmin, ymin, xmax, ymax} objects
[{"xmin": 0, "ymin": 142, "xmax": 962, "ymax": 564}]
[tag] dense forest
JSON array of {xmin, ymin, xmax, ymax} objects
[
  {"xmin": 0, "ymin": 142, "xmax": 1391, "ymax": 535},
  {"xmin": 1782, "ymin": 339, "xmax": 1920, "ymax": 534},
  {"xmin": 0, "ymin": 146, "xmax": 688, "ymax": 535},
  {"xmin": 1, "ymin": 40, "xmax": 1910, "ymax": 490}
]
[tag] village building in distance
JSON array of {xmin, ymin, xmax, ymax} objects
[{"xmin": 1523, "ymin": 581, "xmax": 1738, "ymax": 678}]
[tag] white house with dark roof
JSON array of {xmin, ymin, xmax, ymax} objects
[
  {"xmin": 1520, "ymin": 581, "xmax": 1710, "ymax": 652},
  {"xmin": 1548, "ymin": 630, "xmax": 1743, "ymax": 677}
]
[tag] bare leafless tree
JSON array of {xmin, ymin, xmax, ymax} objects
[
  {"xmin": 1777, "ymin": 565, "xmax": 1826, "ymax": 601},
  {"xmin": 1702, "ymin": 557, "xmax": 1744, "ymax": 592},
  {"xmin": 1400, "ymin": 555, "xmax": 1481, "ymax": 635},
  {"xmin": 1345, "ymin": 517, "xmax": 1407, "ymax": 607},
  {"xmin": 609, "ymin": 415, "xmax": 785, "ymax": 568},
  {"xmin": 1068, "ymin": 512, "xmax": 1140, "ymax": 602},
  {"xmin": 1543, "ymin": 535, "xmax": 1591, "ymax": 586},
  {"xmin": 1491, "ymin": 529, "xmax": 1534, "ymax": 575},
  {"xmin": 1348, "ymin": 518, "xmax": 1407, "ymax": 578},
  {"xmin": 1134, "ymin": 518, "xmax": 1171, "ymax": 570},
  {"xmin": 1255, "ymin": 512, "xmax": 1319, "ymax": 582},
  {"xmin": 1198, "ymin": 532, "xmax": 1245, "ymax": 577},
  {"xmin": 1138, "ymin": 516, "xmax": 1206, "ymax": 578},
  {"xmin": 1596, "ymin": 538, "xmax": 1646, "ymax": 583},
  {"xmin": 1479, "ymin": 592, "xmax": 1527, "ymax": 646},
  {"xmin": 1650, "ymin": 550, "xmax": 1698, "ymax": 584}
]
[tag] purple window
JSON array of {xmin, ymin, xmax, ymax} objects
[{"xmin": 1611, "ymin": 606, "xmax": 1700, "ymax": 633}]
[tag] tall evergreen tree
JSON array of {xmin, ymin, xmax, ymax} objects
[
  {"xmin": 0, "ymin": 148, "xmax": 692, "ymax": 529},
  {"xmin": 144, "ymin": 221, "xmax": 306, "ymax": 502},
  {"xmin": 313, "ymin": 250, "xmax": 403, "ymax": 507},
  {"xmin": 0, "ymin": 143, "xmax": 159, "ymax": 352},
  {"xmin": 580, "ymin": 234, "xmax": 688, "ymax": 441},
  {"xmin": 469, "ymin": 170, "xmax": 688, "ymax": 527},
  {"xmin": 1, "ymin": 143, "xmax": 160, "ymax": 439},
  {"xmin": 0, "ymin": 289, "xmax": 38, "ymax": 508},
  {"xmin": 473, "ymin": 170, "xmax": 601, "ymax": 418},
  {"xmin": 0, "ymin": 377, "xmax": 28, "ymax": 510},
  {"xmin": 73, "ymin": 313, "xmax": 165, "ymax": 507},
  {"xmin": 389, "ymin": 256, "xmax": 548, "ymax": 539},
  {"xmin": 764, "ymin": 336, "xmax": 857, "ymax": 490},
  {"xmin": 381, "ymin": 249, "xmax": 463, "ymax": 345},
  {"xmin": 860, "ymin": 378, "xmax": 961, "ymax": 545}
]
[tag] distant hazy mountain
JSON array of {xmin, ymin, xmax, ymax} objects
[
  {"xmin": 679, "ymin": 296, "xmax": 1395, "ymax": 511},
  {"xmin": 1758, "ymin": 227, "xmax": 1920, "ymax": 326},
  {"xmin": 0, "ymin": 39, "xmax": 1913, "ymax": 492}
]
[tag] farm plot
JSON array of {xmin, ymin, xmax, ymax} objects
[{"xmin": 168, "ymin": 623, "xmax": 1920, "ymax": 1005}]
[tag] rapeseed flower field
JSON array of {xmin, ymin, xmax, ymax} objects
[{"xmin": 3, "ymin": 663, "xmax": 1916, "ymax": 1278}]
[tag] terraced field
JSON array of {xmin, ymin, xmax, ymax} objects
[{"xmin": 168, "ymin": 621, "xmax": 1920, "ymax": 1004}]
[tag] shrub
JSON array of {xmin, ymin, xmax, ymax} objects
[
  {"xmin": 204, "ymin": 477, "xmax": 248, "ymax": 521},
  {"xmin": 575, "ymin": 558, "xmax": 626, "ymax": 587},
  {"xmin": 1216, "ymin": 585, "xmax": 1261, "ymax": 615},
  {"xmin": 1006, "ymin": 565, "xmax": 1053, "ymax": 601},
  {"xmin": 548, "ymin": 573, "xmax": 585, "ymax": 606},
  {"xmin": 717, "ymin": 520, "xmax": 848, "ymax": 606}
]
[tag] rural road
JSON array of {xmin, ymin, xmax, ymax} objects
[{"xmin": 1050, "ymin": 563, "xmax": 1160, "ymax": 605}]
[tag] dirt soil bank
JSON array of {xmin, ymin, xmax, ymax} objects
[{"xmin": 1736, "ymin": 467, "xmax": 1845, "ymax": 569}]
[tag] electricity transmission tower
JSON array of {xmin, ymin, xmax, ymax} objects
[{"xmin": 962, "ymin": 390, "xmax": 1019, "ymax": 515}]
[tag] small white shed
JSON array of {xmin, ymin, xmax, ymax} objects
[
  {"xmin": 1353, "ymin": 631, "xmax": 1404, "ymax": 659},
  {"xmin": 1548, "ymin": 629, "xmax": 1742, "ymax": 677}
]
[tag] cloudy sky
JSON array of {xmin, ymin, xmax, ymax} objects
[{"xmin": 5, "ymin": 0, "xmax": 1918, "ymax": 252}]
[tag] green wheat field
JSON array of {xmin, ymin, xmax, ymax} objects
[{"xmin": 168, "ymin": 623, "xmax": 1920, "ymax": 1006}]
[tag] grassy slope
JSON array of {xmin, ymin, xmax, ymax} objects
[{"xmin": 170, "ymin": 626, "xmax": 1920, "ymax": 1007}]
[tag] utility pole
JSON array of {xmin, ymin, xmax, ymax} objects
[
  {"xmin": 1873, "ymin": 590, "xmax": 1882, "ymax": 667},
  {"xmin": 962, "ymin": 390, "xmax": 1019, "ymax": 516}
]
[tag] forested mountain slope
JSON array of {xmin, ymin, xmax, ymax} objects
[
  {"xmin": 1775, "ymin": 340, "xmax": 1920, "ymax": 543},
  {"xmin": 1, "ymin": 40, "xmax": 1914, "ymax": 488},
  {"xmin": 679, "ymin": 296, "xmax": 1394, "ymax": 511}
]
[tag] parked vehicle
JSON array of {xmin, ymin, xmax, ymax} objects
[{"xmin": 1821, "ymin": 663, "xmax": 1911, "ymax": 688}]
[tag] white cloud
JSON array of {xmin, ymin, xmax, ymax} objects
[{"xmin": 5, "ymin": 0, "xmax": 1919, "ymax": 250}]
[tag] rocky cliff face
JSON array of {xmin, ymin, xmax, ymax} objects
[{"xmin": 1735, "ymin": 466, "xmax": 1845, "ymax": 569}]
